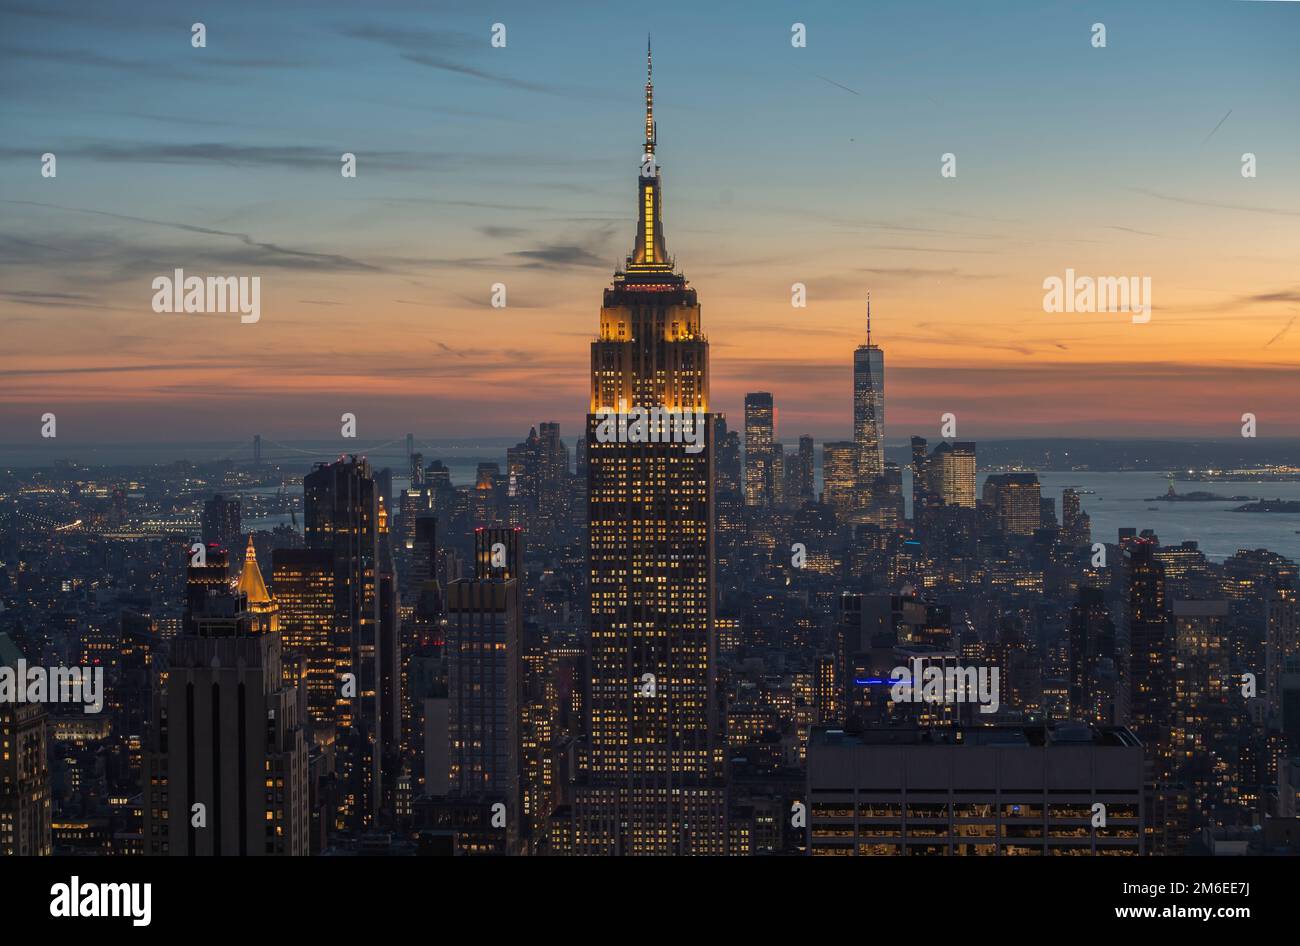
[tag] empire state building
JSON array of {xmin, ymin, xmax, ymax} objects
[{"xmin": 573, "ymin": 42, "xmax": 727, "ymax": 855}]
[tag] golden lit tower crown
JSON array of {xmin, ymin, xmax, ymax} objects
[
  {"xmin": 237, "ymin": 533, "xmax": 271, "ymax": 604},
  {"xmin": 592, "ymin": 38, "xmax": 708, "ymax": 415},
  {"xmin": 236, "ymin": 533, "xmax": 279, "ymax": 635}
]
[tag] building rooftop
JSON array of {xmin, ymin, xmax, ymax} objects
[{"xmin": 810, "ymin": 724, "xmax": 1141, "ymax": 750}]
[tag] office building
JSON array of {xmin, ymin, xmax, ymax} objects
[{"xmin": 806, "ymin": 725, "xmax": 1144, "ymax": 856}]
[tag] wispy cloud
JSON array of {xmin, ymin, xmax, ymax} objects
[
  {"xmin": 1, "ymin": 200, "xmax": 384, "ymax": 274},
  {"xmin": 342, "ymin": 24, "xmax": 559, "ymax": 94},
  {"xmin": 0, "ymin": 143, "xmax": 438, "ymax": 171},
  {"xmin": 0, "ymin": 289, "xmax": 131, "ymax": 311},
  {"xmin": 507, "ymin": 223, "xmax": 618, "ymax": 270},
  {"xmin": 1202, "ymin": 108, "xmax": 1232, "ymax": 143},
  {"xmin": 0, "ymin": 44, "xmax": 309, "ymax": 79},
  {"xmin": 1133, "ymin": 188, "xmax": 1300, "ymax": 218},
  {"xmin": 814, "ymin": 74, "xmax": 860, "ymax": 95},
  {"xmin": 1264, "ymin": 316, "xmax": 1296, "ymax": 348}
]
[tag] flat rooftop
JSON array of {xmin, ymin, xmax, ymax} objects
[{"xmin": 811, "ymin": 724, "xmax": 1141, "ymax": 750}]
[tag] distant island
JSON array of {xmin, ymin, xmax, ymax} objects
[
  {"xmin": 1147, "ymin": 480, "xmax": 1253, "ymax": 503},
  {"xmin": 1232, "ymin": 499, "xmax": 1300, "ymax": 513},
  {"xmin": 873, "ymin": 439, "xmax": 1300, "ymax": 476}
]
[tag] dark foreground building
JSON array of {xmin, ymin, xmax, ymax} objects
[{"xmin": 806, "ymin": 724, "xmax": 1144, "ymax": 855}]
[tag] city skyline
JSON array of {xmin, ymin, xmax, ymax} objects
[
  {"xmin": 3, "ymin": 1, "xmax": 1300, "ymax": 441},
  {"xmin": 4, "ymin": 0, "xmax": 1300, "ymax": 885}
]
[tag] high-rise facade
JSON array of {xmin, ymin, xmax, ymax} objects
[
  {"xmin": 1123, "ymin": 539, "xmax": 1182, "ymax": 852},
  {"xmin": 982, "ymin": 472, "xmax": 1042, "ymax": 536},
  {"xmin": 1126, "ymin": 540, "xmax": 1168, "ymax": 760},
  {"xmin": 0, "ymin": 634, "xmax": 52, "ymax": 856},
  {"xmin": 538, "ymin": 422, "xmax": 570, "ymax": 535},
  {"xmin": 806, "ymin": 725, "xmax": 1144, "ymax": 856},
  {"xmin": 744, "ymin": 393, "xmax": 776, "ymax": 508},
  {"xmin": 202, "ymin": 493, "xmax": 242, "ymax": 553},
  {"xmin": 506, "ymin": 427, "xmax": 540, "ymax": 528},
  {"xmin": 934, "ymin": 441, "xmax": 977, "ymax": 508},
  {"xmin": 1266, "ymin": 585, "xmax": 1299, "ymax": 724},
  {"xmin": 576, "ymin": 43, "xmax": 725, "ymax": 854},
  {"xmin": 872, "ymin": 462, "xmax": 905, "ymax": 529},
  {"xmin": 303, "ymin": 456, "xmax": 383, "ymax": 830},
  {"xmin": 272, "ymin": 548, "xmax": 335, "ymax": 726},
  {"xmin": 1169, "ymin": 599, "xmax": 1233, "ymax": 837},
  {"xmin": 1062, "ymin": 487, "xmax": 1092, "ymax": 546},
  {"xmin": 910, "ymin": 436, "xmax": 933, "ymax": 525},
  {"xmin": 144, "ymin": 593, "xmax": 309, "ymax": 856},
  {"xmin": 446, "ymin": 576, "xmax": 520, "ymax": 840},
  {"xmin": 714, "ymin": 414, "xmax": 742, "ymax": 497},
  {"xmin": 822, "ymin": 442, "xmax": 857, "ymax": 519},
  {"xmin": 399, "ymin": 483, "xmax": 432, "ymax": 552},
  {"xmin": 796, "ymin": 434, "xmax": 815, "ymax": 502},
  {"xmin": 376, "ymin": 492, "xmax": 402, "ymax": 811},
  {"xmin": 1069, "ymin": 586, "xmax": 1116, "ymax": 723}
]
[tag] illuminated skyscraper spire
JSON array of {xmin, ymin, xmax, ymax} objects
[
  {"xmin": 631, "ymin": 35, "xmax": 670, "ymax": 271},
  {"xmin": 645, "ymin": 34, "xmax": 655, "ymax": 156},
  {"xmin": 867, "ymin": 290, "xmax": 872, "ymax": 346}
]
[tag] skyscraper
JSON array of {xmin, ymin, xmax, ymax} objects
[
  {"xmin": 744, "ymin": 393, "xmax": 776, "ymax": 508},
  {"xmin": 446, "ymin": 572, "xmax": 521, "ymax": 846},
  {"xmin": 1062, "ymin": 487, "xmax": 1092, "ymax": 546},
  {"xmin": 403, "ymin": 514, "xmax": 446, "ymax": 804},
  {"xmin": 910, "ymin": 435, "xmax": 933, "ymax": 525},
  {"xmin": 202, "ymin": 493, "xmax": 241, "ymax": 554},
  {"xmin": 408, "ymin": 514, "xmax": 440, "ymax": 591},
  {"xmin": 1169, "ymin": 599, "xmax": 1232, "ymax": 836},
  {"xmin": 1266, "ymin": 585, "xmax": 1298, "ymax": 724},
  {"xmin": 822, "ymin": 442, "xmax": 857, "ymax": 519},
  {"xmin": 271, "ymin": 548, "xmax": 335, "ymax": 726},
  {"xmin": 714, "ymin": 414, "xmax": 742, "ymax": 497},
  {"xmin": 376, "ymin": 490, "xmax": 402, "ymax": 812},
  {"xmin": 853, "ymin": 294, "xmax": 884, "ymax": 513},
  {"xmin": 872, "ymin": 462, "xmax": 905, "ymax": 529},
  {"xmin": 538, "ymin": 422, "xmax": 571, "ymax": 535},
  {"xmin": 474, "ymin": 462, "xmax": 501, "ymax": 526},
  {"xmin": 144, "ymin": 592, "xmax": 309, "ymax": 856},
  {"xmin": 982, "ymin": 472, "xmax": 1042, "ymax": 536},
  {"xmin": 577, "ymin": 41, "xmax": 724, "ymax": 854},
  {"xmin": 0, "ymin": 634, "xmax": 52, "ymax": 856},
  {"xmin": 1069, "ymin": 586, "xmax": 1116, "ymax": 723},
  {"xmin": 796, "ymin": 434, "xmax": 815, "ymax": 502},
  {"xmin": 506, "ymin": 426, "xmax": 540, "ymax": 528},
  {"xmin": 934, "ymin": 441, "xmax": 977, "ymax": 508},
  {"xmin": 1122, "ymin": 539, "xmax": 1181, "ymax": 851},
  {"xmin": 1126, "ymin": 540, "xmax": 1168, "ymax": 758},
  {"xmin": 183, "ymin": 541, "xmax": 230, "ymax": 638},
  {"xmin": 473, "ymin": 526, "xmax": 523, "ymax": 583},
  {"xmin": 303, "ymin": 456, "xmax": 383, "ymax": 830}
]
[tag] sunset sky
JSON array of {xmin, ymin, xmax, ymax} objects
[{"xmin": 2, "ymin": 0, "xmax": 1298, "ymax": 446}]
